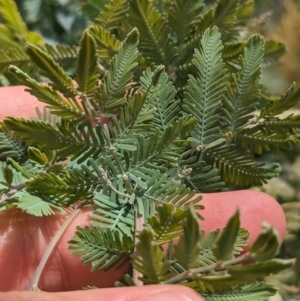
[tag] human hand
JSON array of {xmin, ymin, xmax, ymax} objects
[{"xmin": 0, "ymin": 86, "xmax": 286, "ymax": 301}]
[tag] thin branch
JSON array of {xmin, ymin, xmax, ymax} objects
[
  {"xmin": 0, "ymin": 183, "xmax": 25, "ymax": 203},
  {"xmin": 133, "ymin": 205, "xmax": 144, "ymax": 286},
  {"xmin": 28, "ymin": 208, "xmax": 81, "ymax": 291},
  {"xmin": 163, "ymin": 252, "xmax": 251, "ymax": 284}
]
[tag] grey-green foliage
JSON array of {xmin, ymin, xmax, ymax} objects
[
  {"xmin": 0, "ymin": 0, "xmax": 298, "ymax": 299},
  {"xmin": 115, "ymin": 206, "xmax": 292, "ymax": 298}
]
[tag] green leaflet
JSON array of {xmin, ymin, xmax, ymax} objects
[
  {"xmin": 17, "ymin": 191, "xmax": 62, "ymax": 216},
  {"xmin": 222, "ymin": 40, "xmax": 286, "ymax": 68},
  {"xmin": 26, "ymin": 43, "xmax": 76, "ymax": 97},
  {"xmin": 69, "ymin": 227, "xmax": 133, "ymax": 271},
  {"xmin": 202, "ymin": 282, "xmax": 277, "ymax": 301},
  {"xmin": 8, "ymin": 66, "xmax": 84, "ymax": 120},
  {"xmin": 183, "ymin": 27, "xmax": 227, "ymax": 148},
  {"xmin": 204, "ymin": 144, "xmax": 281, "ymax": 186},
  {"xmin": 0, "ymin": 0, "xmax": 298, "ymax": 296},
  {"xmin": 167, "ymin": 0, "xmax": 205, "ymax": 46},
  {"xmin": 0, "ymin": 48, "xmax": 30, "ymax": 73},
  {"xmin": 75, "ymin": 32, "xmax": 99, "ymax": 95},
  {"xmin": 181, "ymin": 0, "xmax": 239, "ymax": 65},
  {"xmin": 249, "ymin": 223, "xmax": 280, "ymax": 263},
  {"xmin": 94, "ymin": 0, "xmax": 129, "ymax": 31},
  {"xmin": 228, "ymin": 259, "xmax": 294, "ymax": 282},
  {"xmin": 235, "ymin": 0, "xmax": 254, "ymax": 26},
  {"xmin": 88, "ymin": 25, "xmax": 121, "ymax": 61},
  {"xmin": 140, "ymin": 68, "xmax": 180, "ymax": 130},
  {"xmin": 0, "ymin": 44, "xmax": 77, "ymax": 74},
  {"xmin": 213, "ymin": 210, "xmax": 240, "ymax": 261},
  {"xmin": 96, "ymin": 28, "xmax": 139, "ymax": 116},
  {"xmin": 0, "ymin": 125, "xmax": 27, "ymax": 160},
  {"xmin": 147, "ymin": 203, "xmax": 187, "ymax": 246},
  {"xmin": 174, "ymin": 207, "xmax": 201, "ymax": 269},
  {"xmin": 222, "ymin": 34, "xmax": 264, "ymax": 134},
  {"xmin": 182, "ymin": 159, "xmax": 226, "ymax": 192},
  {"xmin": 129, "ymin": 0, "xmax": 172, "ymax": 65},
  {"xmin": 132, "ymin": 228, "xmax": 171, "ymax": 284},
  {"xmin": 80, "ymin": 0, "xmax": 106, "ymax": 21},
  {"xmin": 0, "ymin": 0, "xmax": 28, "ymax": 40},
  {"xmin": 26, "ymin": 166, "xmax": 102, "ymax": 204},
  {"xmin": 260, "ymin": 83, "xmax": 300, "ymax": 118}
]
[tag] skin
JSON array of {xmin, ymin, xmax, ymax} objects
[{"xmin": 0, "ymin": 86, "xmax": 286, "ymax": 301}]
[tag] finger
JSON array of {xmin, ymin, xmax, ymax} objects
[
  {"xmin": 0, "ymin": 190, "xmax": 285, "ymax": 292},
  {"xmin": 200, "ymin": 190, "xmax": 286, "ymax": 246},
  {"xmin": 0, "ymin": 285, "xmax": 204, "ymax": 301},
  {"xmin": 0, "ymin": 86, "xmax": 45, "ymax": 120},
  {"xmin": 0, "ymin": 207, "xmax": 129, "ymax": 292}
]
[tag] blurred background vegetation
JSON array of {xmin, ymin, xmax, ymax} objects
[{"xmin": 0, "ymin": 0, "xmax": 300, "ymax": 300}]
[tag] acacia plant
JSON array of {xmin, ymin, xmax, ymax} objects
[{"xmin": 0, "ymin": 0, "xmax": 299, "ymax": 299}]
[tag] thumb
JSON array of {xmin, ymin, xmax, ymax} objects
[{"xmin": 0, "ymin": 285, "xmax": 204, "ymax": 301}]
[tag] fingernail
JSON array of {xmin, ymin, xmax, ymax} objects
[{"xmin": 134, "ymin": 291, "xmax": 202, "ymax": 301}]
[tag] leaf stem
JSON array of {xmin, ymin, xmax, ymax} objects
[
  {"xmin": 0, "ymin": 183, "xmax": 25, "ymax": 203},
  {"xmin": 133, "ymin": 205, "xmax": 144, "ymax": 286},
  {"xmin": 163, "ymin": 252, "xmax": 251, "ymax": 284},
  {"xmin": 28, "ymin": 208, "xmax": 81, "ymax": 291}
]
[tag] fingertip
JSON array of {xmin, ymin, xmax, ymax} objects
[
  {"xmin": 0, "ymin": 86, "xmax": 44, "ymax": 120},
  {"xmin": 0, "ymin": 285, "xmax": 205, "ymax": 301},
  {"xmin": 199, "ymin": 190, "xmax": 286, "ymax": 246}
]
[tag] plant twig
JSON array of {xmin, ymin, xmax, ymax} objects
[
  {"xmin": 0, "ymin": 183, "xmax": 25, "ymax": 203},
  {"xmin": 133, "ymin": 205, "xmax": 144, "ymax": 286},
  {"xmin": 28, "ymin": 208, "xmax": 81, "ymax": 291},
  {"xmin": 163, "ymin": 253, "xmax": 251, "ymax": 284}
]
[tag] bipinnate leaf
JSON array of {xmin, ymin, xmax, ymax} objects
[
  {"xmin": 0, "ymin": 161, "xmax": 24, "ymax": 202},
  {"xmin": 76, "ymin": 31, "xmax": 99, "ymax": 95},
  {"xmin": 96, "ymin": 28, "xmax": 139, "ymax": 116},
  {"xmin": 88, "ymin": 25, "xmax": 120, "ymax": 61},
  {"xmin": 263, "ymin": 40, "xmax": 286, "ymax": 65},
  {"xmin": 3, "ymin": 166, "xmax": 13, "ymax": 187},
  {"xmin": 202, "ymin": 282, "xmax": 277, "ymax": 301},
  {"xmin": 183, "ymin": 0, "xmax": 239, "ymax": 63},
  {"xmin": 205, "ymin": 144, "xmax": 281, "ymax": 186},
  {"xmin": 213, "ymin": 0, "xmax": 239, "ymax": 35},
  {"xmin": 213, "ymin": 210, "xmax": 240, "ymax": 261},
  {"xmin": 0, "ymin": 0, "xmax": 27, "ymax": 39},
  {"xmin": 183, "ymin": 27, "xmax": 227, "ymax": 147},
  {"xmin": 0, "ymin": 123, "xmax": 26, "ymax": 160},
  {"xmin": 9, "ymin": 66, "xmax": 84, "ymax": 120},
  {"xmin": 174, "ymin": 207, "xmax": 201, "ymax": 269},
  {"xmin": 4, "ymin": 117, "xmax": 65, "ymax": 148},
  {"xmin": 69, "ymin": 227, "xmax": 133, "ymax": 271},
  {"xmin": 26, "ymin": 43, "xmax": 76, "ymax": 97},
  {"xmin": 17, "ymin": 191, "xmax": 62, "ymax": 217},
  {"xmin": 235, "ymin": 0, "xmax": 254, "ymax": 25},
  {"xmin": 147, "ymin": 204, "xmax": 187, "ymax": 246},
  {"xmin": 222, "ymin": 40, "xmax": 284, "ymax": 68},
  {"xmin": 249, "ymin": 223, "xmax": 280, "ymax": 262},
  {"xmin": 222, "ymin": 34, "xmax": 264, "ymax": 134},
  {"xmin": 94, "ymin": 0, "xmax": 129, "ymax": 31},
  {"xmin": 228, "ymin": 259, "xmax": 294, "ymax": 282},
  {"xmin": 132, "ymin": 228, "xmax": 170, "ymax": 284},
  {"xmin": 0, "ymin": 48, "xmax": 30, "ymax": 73},
  {"xmin": 168, "ymin": 0, "xmax": 205, "ymax": 46},
  {"xmin": 129, "ymin": 0, "xmax": 172, "ymax": 65},
  {"xmin": 260, "ymin": 83, "xmax": 300, "ymax": 118},
  {"xmin": 27, "ymin": 147, "xmax": 49, "ymax": 165}
]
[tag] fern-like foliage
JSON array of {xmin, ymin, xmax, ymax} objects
[
  {"xmin": 0, "ymin": 0, "xmax": 299, "ymax": 299},
  {"xmin": 69, "ymin": 227, "xmax": 133, "ymax": 271},
  {"xmin": 95, "ymin": 0, "xmax": 129, "ymax": 31},
  {"xmin": 129, "ymin": 0, "xmax": 172, "ymax": 65},
  {"xmin": 116, "ymin": 206, "xmax": 291, "ymax": 299}
]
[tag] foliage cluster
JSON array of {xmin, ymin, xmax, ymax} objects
[{"xmin": 0, "ymin": 0, "xmax": 299, "ymax": 299}]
